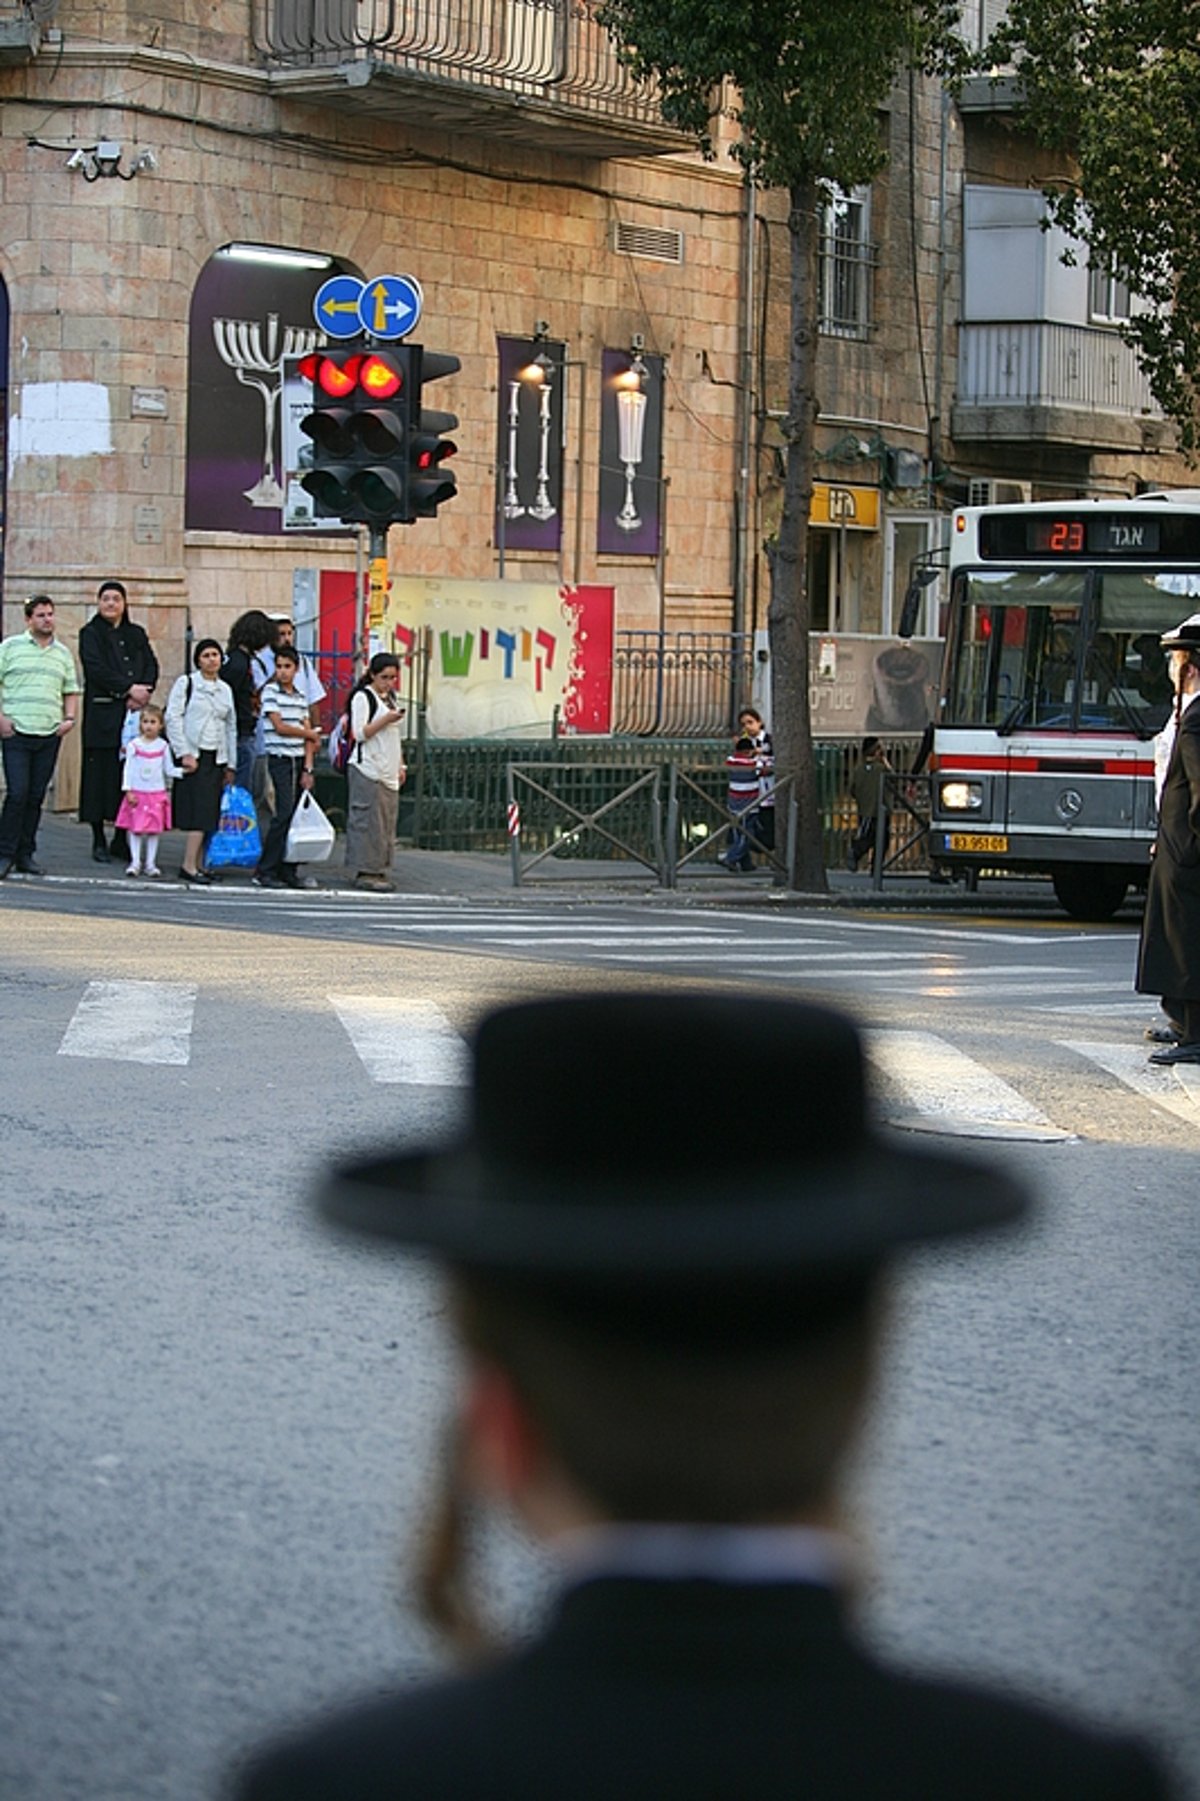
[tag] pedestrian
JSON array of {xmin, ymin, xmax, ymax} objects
[
  {"xmin": 114, "ymin": 701, "xmax": 173, "ymax": 878},
  {"xmin": 0, "ymin": 595, "xmax": 80, "ymax": 880},
  {"xmin": 716, "ymin": 734, "xmax": 760, "ymax": 871},
  {"xmin": 1137, "ymin": 617, "xmax": 1200, "ymax": 1066},
  {"xmin": 165, "ymin": 638, "xmax": 237, "ymax": 886},
  {"xmin": 229, "ymin": 991, "xmax": 1172, "ymax": 1801},
  {"xmin": 343, "ymin": 652, "xmax": 406, "ymax": 894},
  {"xmin": 77, "ymin": 578, "xmax": 159, "ymax": 864},
  {"xmin": 847, "ymin": 736, "xmax": 893, "ymax": 873},
  {"xmin": 738, "ymin": 704, "xmax": 775, "ymax": 853},
  {"xmin": 253, "ymin": 644, "xmax": 321, "ymax": 891},
  {"xmin": 222, "ymin": 610, "xmax": 276, "ymax": 794}
]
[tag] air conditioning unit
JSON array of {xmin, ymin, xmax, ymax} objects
[{"xmin": 967, "ymin": 478, "xmax": 1033, "ymax": 506}]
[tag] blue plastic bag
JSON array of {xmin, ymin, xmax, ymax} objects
[{"xmin": 206, "ymin": 783, "xmax": 261, "ymax": 870}]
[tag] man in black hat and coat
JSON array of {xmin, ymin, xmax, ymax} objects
[
  {"xmin": 230, "ymin": 992, "xmax": 1172, "ymax": 1801},
  {"xmin": 1138, "ymin": 619, "xmax": 1200, "ymax": 1065}
]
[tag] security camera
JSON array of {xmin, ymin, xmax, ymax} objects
[
  {"xmin": 94, "ymin": 141, "xmax": 122, "ymax": 174},
  {"xmin": 130, "ymin": 149, "xmax": 157, "ymax": 174},
  {"xmin": 65, "ymin": 148, "xmax": 88, "ymax": 172}
]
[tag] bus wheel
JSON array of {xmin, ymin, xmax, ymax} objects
[{"xmin": 1051, "ymin": 866, "xmax": 1128, "ymax": 921}]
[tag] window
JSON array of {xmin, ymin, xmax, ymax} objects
[
  {"xmin": 819, "ymin": 186, "xmax": 874, "ymax": 339},
  {"xmin": 1089, "ymin": 264, "xmax": 1132, "ymax": 324}
]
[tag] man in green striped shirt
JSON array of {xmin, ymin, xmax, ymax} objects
[{"xmin": 0, "ymin": 595, "xmax": 81, "ymax": 878}]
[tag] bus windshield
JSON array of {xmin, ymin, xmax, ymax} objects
[{"xmin": 945, "ymin": 566, "xmax": 1200, "ymax": 735}]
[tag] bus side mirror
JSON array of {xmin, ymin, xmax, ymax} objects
[{"xmin": 898, "ymin": 567, "xmax": 939, "ymax": 639}]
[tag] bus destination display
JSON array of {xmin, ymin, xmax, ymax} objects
[{"xmin": 977, "ymin": 510, "xmax": 1200, "ymax": 562}]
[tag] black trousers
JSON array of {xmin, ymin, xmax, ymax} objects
[
  {"xmin": 0, "ymin": 730, "xmax": 61, "ymax": 862},
  {"xmin": 1162, "ymin": 996, "xmax": 1200, "ymax": 1043},
  {"xmin": 258, "ymin": 755, "xmax": 303, "ymax": 879}
]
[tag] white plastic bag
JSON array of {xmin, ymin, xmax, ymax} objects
[{"xmin": 285, "ymin": 791, "xmax": 336, "ymax": 864}]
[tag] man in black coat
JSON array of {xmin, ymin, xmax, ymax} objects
[
  {"xmin": 77, "ymin": 578, "xmax": 158, "ymax": 861},
  {"xmin": 230, "ymin": 993, "xmax": 1173, "ymax": 1801},
  {"xmin": 1138, "ymin": 619, "xmax": 1200, "ymax": 1065}
]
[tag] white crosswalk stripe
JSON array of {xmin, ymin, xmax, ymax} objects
[
  {"xmin": 869, "ymin": 1029, "xmax": 1069, "ymax": 1141},
  {"xmin": 328, "ymin": 995, "xmax": 470, "ymax": 1085},
  {"xmin": 49, "ymin": 980, "xmax": 1199, "ymax": 1132},
  {"xmin": 58, "ymin": 979, "xmax": 196, "ymax": 1066},
  {"xmin": 1058, "ymin": 1039, "xmax": 1200, "ymax": 1127}
]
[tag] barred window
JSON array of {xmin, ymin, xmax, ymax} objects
[{"xmin": 819, "ymin": 186, "xmax": 875, "ymax": 339}]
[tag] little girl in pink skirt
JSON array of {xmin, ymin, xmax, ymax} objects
[{"xmin": 115, "ymin": 702, "xmax": 174, "ymax": 877}]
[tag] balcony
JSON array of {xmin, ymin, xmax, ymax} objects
[
  {"xmin": 253, "ymin": 0, "xmax": 692, "ymax": 159},
  {"xmin": 953, "ymin": 321, "xmax": 1168, "ymax": 452}
]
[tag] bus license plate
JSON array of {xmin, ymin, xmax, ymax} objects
[{"xmin": 948, "ymin": 832, "xmax": 1008, "ymax": 853}]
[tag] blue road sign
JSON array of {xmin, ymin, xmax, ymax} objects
[
  {"xmin": 357, "ymin": 273, "xmax": 423, "ymax": 341},
  {"xmin": 313, "ymin": 274, "xmax": 366, "ymax": 339}
]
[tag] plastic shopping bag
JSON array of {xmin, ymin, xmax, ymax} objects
[
  {"xmin": 206, "ymin": 783, "xmax": 262, "ymax": 870},
  {"xmin": 285, "ymin": 791, "xmax": 336, "ymax": 865}
]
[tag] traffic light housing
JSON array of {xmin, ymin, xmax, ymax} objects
[
  {"xmin": 409, "ymin": 349, "xmax": 460, "ymax": 519},
  {"xmin": 298, "ymin": 347, "xmax": 412, "ymax": 526}
]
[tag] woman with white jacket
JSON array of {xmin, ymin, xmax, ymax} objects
[{"xmin": 165, "ymin": 638, "xmax": 237, "ymax": 885}]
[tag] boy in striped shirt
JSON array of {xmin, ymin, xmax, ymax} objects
[{"xmin": 254, "ymin": 644, "xmax": 321, "ymax": 890}]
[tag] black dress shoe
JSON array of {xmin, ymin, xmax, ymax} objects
[
  {"xmin": 1148, "ymin": 1041, "xmax": 1200, "ymax": 1066},
  {"xmin": 15, "ymin": 858, "xmax": 45, "ymax": 875},
  {"xmin": 180, "ymin": 867, "xmax": 213, "ymax": 886},
  {"xmin": 92, "ymin": 845, "xmax": 111, "ymax": 864}
]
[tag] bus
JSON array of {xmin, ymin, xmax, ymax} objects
[{"xmin": 927, "ymin": 494, "xmax": 1200, "ymax": 919}]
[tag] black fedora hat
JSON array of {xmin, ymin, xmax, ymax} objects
[
  {"xmin": 1159, "ymin": 613, "xmax": 1200, "ymax": 652},
  {"xmin": 318, "ymin": 993, "xmax": 1031, "ymax": 1276}
]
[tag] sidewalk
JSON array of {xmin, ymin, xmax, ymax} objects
[{"xmin": 10, "ymin": 809, "xmax": 1116, "ymax": 916}]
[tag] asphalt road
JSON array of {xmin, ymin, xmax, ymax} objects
[{"xmin": 2, "ymin": 883, "xmax": 1197, "ymax": 1800}]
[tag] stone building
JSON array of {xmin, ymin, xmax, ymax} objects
[{"xmin": 0, "ymin": 0, "xmax": 1189, "ymax": 734}]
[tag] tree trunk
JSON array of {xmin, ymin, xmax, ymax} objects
[{"xmin": 766, "ymin": 175, "xmax": 826, "ymax": 892}]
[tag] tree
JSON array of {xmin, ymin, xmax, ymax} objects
[
  {"xmin": 595, "ymin": 0, "xmax": 965, "ymax": 889},
  {"xmin": 987, "ymin": 0, "xmax": 1200, "ymax": 455}
]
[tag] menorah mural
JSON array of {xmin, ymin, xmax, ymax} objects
[{"xmin": 212, "ymin": 312, "xmax": 321, "ymax": 508}]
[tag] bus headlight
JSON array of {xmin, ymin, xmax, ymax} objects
[{"xmin": 939, "ymin": 780, "xmax": 984, "ymax": 811}]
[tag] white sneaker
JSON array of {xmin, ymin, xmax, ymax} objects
[
  {"xmin": 125, "ymin": 864, "xmax": 140, "ymax": 878},
  {"xmin": 144, "ymin": 865, "xmax": 162, "ymax": 879}
]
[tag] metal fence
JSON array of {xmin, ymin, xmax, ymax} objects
[
  {"xmin": 383, "ymin": 736, "xmax": 931, "ymax": 876},
  {"xmin": 613, "ymin": 631, "xmax": 756, "ymax": 737}
]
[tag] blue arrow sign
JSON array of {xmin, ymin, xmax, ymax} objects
[
  {"xmin": 358, "ymin": 273, "xmax": 423, "ymax": 341},
  {"xmin": 313, "ymin": 274, "xmax": 366, "ymax": 339}
]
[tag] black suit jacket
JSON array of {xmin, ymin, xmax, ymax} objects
[
  {"xmin": 231, "ymin": 1577, "xmax": 1171, "ymax": 1800},
  {"xmin": 1138, "ymin": 700, "xmax": 1200, "ymax": 1000}
]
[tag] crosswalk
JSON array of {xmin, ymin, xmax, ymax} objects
[{"xmin": 50, "ymin": 979, "xmax": 1200, "ymax": 1135}]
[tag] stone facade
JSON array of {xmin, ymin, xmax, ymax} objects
[{"xmin": 0, "ymin": 3, "xmax": 1190, "ymax": 675}]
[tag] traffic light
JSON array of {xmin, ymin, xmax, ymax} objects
[
  {"xmin": 298, "ymin": 347, "xmax": 413, "ymax": 526},
  {"xmin": 408, "ymin": 349, "xmax": 460, "ymax": 519}
]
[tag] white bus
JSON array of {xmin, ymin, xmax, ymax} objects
[{"xmin": 927, "ymin": 495, "xmax": 1200, "ymax": 918}]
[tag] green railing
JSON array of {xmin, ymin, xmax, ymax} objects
[{"xmin": 314, "ymin": 736, "xmax": 931, "ymax": 873}]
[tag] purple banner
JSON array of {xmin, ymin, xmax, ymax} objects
[
  {"xmin": 495, "ymin": 336, "xmax": 565, "ymax": 554},
  {"xmin": 597, "ymin": 348, "xmax": 663, "ymax": 557}
]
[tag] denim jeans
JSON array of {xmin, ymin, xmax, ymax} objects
[{"xmin": 0, "ymin": 730, "xmax": 62, "ymax": 862}]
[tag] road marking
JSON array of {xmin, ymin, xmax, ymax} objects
[
  {"xmin": 327, "ymin": 995, "xmax": 470, "ymax": 1085},
  {"xmin": 869, "ymin": 1028, "xmax": 1070, "ymax": 1141},
  {"xmin": 1059, "ymin": 1039, "xmax": 1200, "ymax": 1126},
  {"xmin": 58, "ymin": 979, "xmax": 196, "ymax": 1066}
]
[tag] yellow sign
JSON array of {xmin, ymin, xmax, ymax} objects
[
  {"xmin": 810, "ymin": 483, "xmax": 880, "ymax": 530},
  {"xmin": 368, "ymin": 556, "xmax": 390, "ymax": 628}
]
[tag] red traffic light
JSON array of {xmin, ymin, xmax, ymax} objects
[
  {"xmin": 317, "ymin": 353, "xmax": 362, "ymax": 399},
  {"xmin": 359, "ymin": 354, "xmax": 403, "ymax": 400}
]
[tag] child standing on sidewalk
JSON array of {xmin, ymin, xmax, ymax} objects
[
  {"xmin": 115, "ymin": 702, "xmax": 173, "ymax": 877},
  {"xmin": 718, "ymin": 735, "xmax": 762, "ymax": 872}
]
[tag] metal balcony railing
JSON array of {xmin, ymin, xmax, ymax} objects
[
  {"xmin": 254, "ymin": 0, "xmax": 678, "ymax": 146},
  {"xmin": 957, "ymin": 321, "xmax": 1161, "ymax": 417},
  {"xmin": 613, "ymin": 631, "xmax": 756, "ymax": 738}
]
